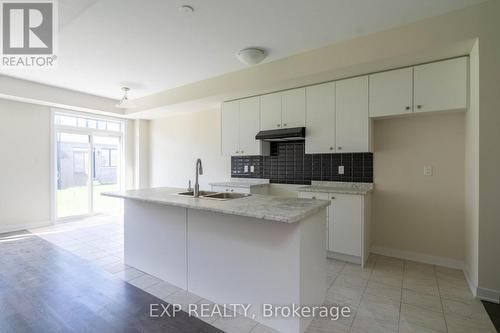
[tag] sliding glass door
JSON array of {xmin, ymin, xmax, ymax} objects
[
  {"xmin": 56, "ymin": 132, "xmax": 91, "ymax": 218},
  {"xmin": 92, "ymin": 135, "xmax": 121, "ymax": 215},
  {"xmin": 54, "ymin": 112, "xmax": 123, "ymax": 219}
]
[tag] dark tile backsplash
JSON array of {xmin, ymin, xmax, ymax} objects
[{"xmin": 231, "ymin": 141, "xmax": 373, "ymax": 184}]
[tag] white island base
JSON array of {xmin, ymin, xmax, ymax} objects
[{"xmin": 124, "ymin": 199, "xmax": 327, "ymax": 333}]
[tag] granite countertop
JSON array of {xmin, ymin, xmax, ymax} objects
[
  {"xmin": 103, "ymin": 187, "xmax": 329, "ymax": 224},
  {"xmin": 209, "ymin": 178, "xmax": 270, "ymax": 188},
  {"xmin": 298, "ymin": 181, "xmax": 373, "ymax": 195}
]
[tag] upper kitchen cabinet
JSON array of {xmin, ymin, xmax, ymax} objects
[
  {"xmin": 369, "ymin": 67, "xmax": 413, "ymax": 117},
  {"xmin": 221, "ymin": 97, "xmax": 268, "ymax": 156},
  {"xmin": 221, "ymin": 100, "xmax": 239, "ymax": 156},
  {"xmin": 305, "ymin": 82, "xmax": 335, "ymax": 154},
  {"xmin": 335, "ymin": 76, "xmax": 371, "ymax": 153},
  {"xmin": 238, "ymin": 97, "xmax": 262, "ymax": 155},
  {"xmin": 260, "ymin": 88, "xmax": 306, "ymax": 131},
  {"xmin": 413, "ymin": 57, "xmax": 468, "ymax": 113},
  {"xmin": 260, "ymin": 92, "xmax": 282, "ymax": 130},
  {"xmin": 281, "ymin": 88, "xmax": 306, "ymax": 128}
]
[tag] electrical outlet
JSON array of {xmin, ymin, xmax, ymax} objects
[
  {"xmin": 250, "ymin": 165, "xmax": 255, "ymax": 173},
  {"xmin": 244, "ymin": 165, "xmax": 249, "ymax": 173},
  {"xmin": 338, "ymin": 165, "xmax": 344, "ymax": 175},
  {"xmin": 424, "ymin": 166, "xmax": 433, "ymax": 176}
]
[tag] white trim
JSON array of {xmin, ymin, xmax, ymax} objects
[
  {"xmin": 464, "ymin": 267, "xmax": 478, "ymax": 297},
  {"xmin": 464, "ymin": 269, "xmax": 500, "ymax": 304},
  {"xmin": 477, "ymin": 287, "xmax": 500, "ymax": 304},
  {"xmin": 371, "ymin": 246, "xmax": 464, "ymax": 269},
  {"xmin": 327, "ymin": 251, "xmax": 361, "ymax": 265},
  {"xmin": 0, "ymin": 221, "xmax": 53, "ymax": 234}
]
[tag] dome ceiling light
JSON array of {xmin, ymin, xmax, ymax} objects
[{"xmin": 237, "ymin": 48, "xmax": 267, "ymax": 66}]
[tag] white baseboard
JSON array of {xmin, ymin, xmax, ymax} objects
[
  {"xmin": 327, "ymin": 251, "xmax": 361, "ymax": 265},
  {"xmin": 0, "ymin": 221, "xmax": 53, "ymax": 234},
  {"xmin": 372, "ymin": 246, "xmax": 500, "ymax": 303},
  {"xmin": 463, "ymin": 267, "xmax": 478, "ymax": 297},
  {"xmin": 371, "ymin": 246, "xmax": 464, "ymax": 269},
  {"xmin": 477, "ymin": 287, "xmax": 500, "ymax": 304}
]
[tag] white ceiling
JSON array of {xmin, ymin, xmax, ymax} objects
[{"xmin": 0, "ymin": 0, "xmax": 486, "ymax": 100}]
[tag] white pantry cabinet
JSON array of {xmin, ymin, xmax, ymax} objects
[
  {"xmin": 299, "ymin": 191, "xmax": 371, "ymax": 266},
  {"xmin": 260, "ymin": 88, "xmax": 306, "ymax": 130},
  {"xmin": 305, "ymin": 82, "xmax": 336, "ymax": 154},
  {"xmin": 369, "ymin": 67, "xmax": 414, "ymax": 117},
  {"xmin": 413, "ymin": 57, "xmax": 468, "ymax": 113},
  {"xmin": 221, "ymin": 97, "xmax": 268, "ymax": 156},
  {"xmin": 335, "ymin": 76, "xmax": 371, "ymax": 153}
]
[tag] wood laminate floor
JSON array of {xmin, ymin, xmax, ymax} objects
[{"xmin": 0, "ymin": 230, "xmax": 222, "ymax": 333}]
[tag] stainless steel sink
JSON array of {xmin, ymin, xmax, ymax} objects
[
  {"xmin": 177, "ymin": 190, "xmax": 217, "ymax": 197},
  {"xmin": 201, "ymin": 192, "xmax": 252, "ymax": 201}
]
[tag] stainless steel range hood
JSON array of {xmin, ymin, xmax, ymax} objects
[{"xmin": 255, "ymin": 127, "xmax": 305, "ymax": 142}]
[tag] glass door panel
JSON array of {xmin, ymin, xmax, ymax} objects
[
  {"xmin": 92, "ymin": 135, "xmax": 121, "ymax": 215},
  {"xmin": 56, "ymin": 132, "xmax": 90, "ymax": 218}
]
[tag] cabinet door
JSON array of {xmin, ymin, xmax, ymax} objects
[
  {"xmin": 329, "ymin": 194, "xmax": 362, "ymax": 257},
  {"xmin": 413, "ymin": 57, "xmax": 468, "ymax": 113},
  {"xmin": 305, "ymin": 82, "xmax": 335, "ymax": 154},
  {"xmin": 221, "ymin": 101, "xmax": 240, "ymax": 156},
  {"xmin": 335, "ymin": 76, "xmax": 369, "ymax": 152},
  {"xmin": 238, "ymin": 96, "xmax": 261, "ymax": 155},
  {"xmin": 260, "ymin": 92, "xmax": 282, "ymax": 131},
  {"xmin": 282, "ymin": 88, "xmax": 306, "ymax": 128},
  {"xmin": 369, "ymin": 68, "xmax": 413, "ymax": 117}
]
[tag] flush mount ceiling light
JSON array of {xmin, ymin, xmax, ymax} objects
[
  {"xmin": 116, "ymin": 87, "xmax": 136, "ymax": 109},
  {"xmin": 179, "ymin": 5, "xmax": 194, "ymax": 13},
  {"xmin": 237, "ymin": 48, "xmax": 267, "ymax": 66}
]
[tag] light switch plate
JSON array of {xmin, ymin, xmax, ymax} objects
[
  {"xmin": 338, "ymin": 165, "xmax": 344, "ymax": 175},
  {"xmin": 250, "ymin": 165, "xmax": 255, "ymax": 173},
  {"xmin": 244, "ymin": 165, "xmax": 249, "ymax": 173},
  {"xmin": 424, "ymin": 166, "xmax": 433, "ymax": 176}
]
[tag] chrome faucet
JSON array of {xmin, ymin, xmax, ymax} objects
[{"xmin": 194, "ymin": 158, "xmax": 203, "ymax": 197}]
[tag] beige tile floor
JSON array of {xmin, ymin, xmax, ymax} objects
[{"xmin": 30, "ymin": 215, "xmax": 496, "ymax": 333}]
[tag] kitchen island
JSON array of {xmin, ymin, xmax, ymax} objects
[{"xmin": 104, "ymin": 187, "xmax": 330, "ymax": 333}]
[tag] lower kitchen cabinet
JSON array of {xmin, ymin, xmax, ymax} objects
[{"xmin": 299, "ymin": 191, "xmax": 371, "ymax": 266}]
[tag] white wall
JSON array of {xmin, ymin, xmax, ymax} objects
[
  {"xmin": 135, "ymin": 119, "xmax": 150, "ymax": 189},
  {"xmin": 0, "ymin": 99, "xmax": 51, "ymax": 231},
  {"xmin": 150, "ymin": 109, "xmax": 230, "ymax": 190},
  {"xmin": 372, "ymin": 112, "xmax": 465, "ymax": 264}
]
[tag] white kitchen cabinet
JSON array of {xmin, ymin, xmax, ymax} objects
[
  {"xmin": 299, "ymin": 191, "xmax": 371, "ymax": 266},
  {"xmin": 260, "ymin": 92, "xmax": 282, "ymax": 131},
  {"xmin": 369, "ymin": 67, "xmax": 413, "ymax": 117},
  {"xmin": 329, "ymin": 194, "xmax": 362, "ymax": 257},
  {"xmin": 221, "ymin": 100, "xmax": 239, "ymax": 156},
  {"xmin": 221, "ymin": 97, "xmax": 269, "ymax": 156},
  {"xmin": 238, "ymin": 97, "xmax": 261, "ymax": 155},
  {"xmin": 305, "ymin": 82, "xmax": 335, "ymax": 154},
  {"xmin": 335, "ymin": 76, "xmax": 371, "ymax": 152},
  {"xmin": 260, "ymin": 88, "xmax": 306, "ymax": 131},
  {"xmin": 413, "ymin": 57, "xmax": 468, "ymax": 113},
  {"xmin": 281, "ymin": 88, "xmax": 306, "ymax": 128}
]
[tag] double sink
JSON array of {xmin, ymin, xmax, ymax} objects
[{"xmin": 177, "ymin": 191, "xmax": 251, "ymax": 201}]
